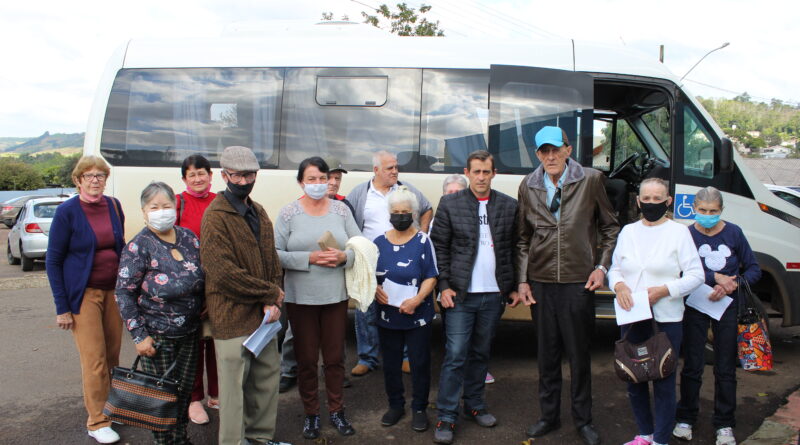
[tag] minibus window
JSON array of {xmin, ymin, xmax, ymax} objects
[
  {"xmin": 683, "ymin": 107, "xmax": 715, "ymax": 178},
  {"xmin": 315, "ymin": 77, "xmax": 388, "ymax": 107},
  {"xmin": 641, "ymin": 107, "xmax": 671, "ymax": 156}
]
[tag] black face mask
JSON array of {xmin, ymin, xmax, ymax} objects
[
  {"xmin": 639, "ymin": 200, "xmax": 668, "ymax": 222},
  {"xmin": 227, "ymin": 181, "xmax": 254, "ymax": 200},
  {"xmin": 390, "ymin": 213, "xmax": 414, "ymax": 231}
]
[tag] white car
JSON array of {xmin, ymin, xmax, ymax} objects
[
  {"xmin": 6, "ymin": 197, "xmax": 68, "ymax": 271},
  {"xmin": 765, "ymin": 184, "xmax": 800, "ymax": 209}
]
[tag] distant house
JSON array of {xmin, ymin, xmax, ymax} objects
[{"xmin": 762, "ymin": 145, "xmax": 791, "ymax": 159}]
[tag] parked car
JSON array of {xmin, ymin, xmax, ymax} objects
[
  {"xmin": 1, "ymin": 195, "xmax": 51, "ymax": 228},
  {"xmin": 765, "ymin": 184, "xmax": 800, "ymax": 209},
  {"xmin": 7, "ymin": 197, "xmax": 68, "ymax": 271}
]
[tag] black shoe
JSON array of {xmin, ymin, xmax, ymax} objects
[
  {"xmin": 330, "ymin": 410, "xmax": 356, "ymax": 436},
  {"xmin": 433, "ymin": 420, "xmax": 455, "ymax": 444},
  {"xmin": 463, "ymin": 408, "xmax": 497, "ymax": 427},
  {"xmin": 411, "ymin": 410, "xmax": 428, "ymax": 432},
  {"xmin": 578, "ymin": 424, "xmax": 601, "ymax": 445},
  {"xmin": 279, "ymin": 376, "xmax": 296, "ymax": 393},
  {"xmin": 302, "ymin": 414, "xmax": 320, "ymax": 439},
  {"xmin": 526, "ymin": 419, "xmax": 561, "ymax": 437},
  {"xmin": 381, "ymin": 407, "xmax": 405, "ymax": 426},
  {"xmin": 343, "ymin": 376, "xmax": 352, "ymax": 388}
]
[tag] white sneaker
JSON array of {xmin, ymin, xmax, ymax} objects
[
  {"xmin": 673, "ymin": 422, "xmax": 693, "ymax": 441},
  {"xmin": 716, "ymin": 427, "xmax": 736, "ymax": 445},
  {"xmin": 88, "ymin": 426, "xmax": 120, "ymax": 444}
]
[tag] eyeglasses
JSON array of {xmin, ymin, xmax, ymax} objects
[
  {"xmin": 81, "ymin": 173, "xmax": 107, "ymax": 182},
  {"xmin": 549, "ymin": 187, "xmax": 561, "ymax": 213},
  {"xmin": 224, "ymin": 170, "xmax": 257, "ymax": 183}
]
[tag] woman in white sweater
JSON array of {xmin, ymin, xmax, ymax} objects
[{"xmin": 608, "ymin": 178, "xmax": 704, "ymax": 445}]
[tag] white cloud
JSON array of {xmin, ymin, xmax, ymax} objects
[{"xmin": 0, "ymin": 0, "xmax": 796, "ymax": 136}]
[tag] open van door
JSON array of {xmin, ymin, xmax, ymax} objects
[{"xmin": 487, "ymin": 65, "xmax": 594, "ymax": 175}]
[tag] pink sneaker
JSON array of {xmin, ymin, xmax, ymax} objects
[
  {"xmin": 485, "ymin": 372, "xmax": 495, "ymax": 384},
  {"xmin": 623, "ymin": 436, "xmax": 653, "ymax": 445}
]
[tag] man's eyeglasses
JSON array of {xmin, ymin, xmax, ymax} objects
[
  {"xmin": 81, "ymin": 173, "xmax": 107, "ymax": 182},
  {"xmin": 224, "ymin": 170, "xmax": 257, "ymax": 183}
]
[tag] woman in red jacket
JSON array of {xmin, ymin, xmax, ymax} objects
[{"xmin": 175, "ymin": 155, "xmax": 219, "ymax": 425}]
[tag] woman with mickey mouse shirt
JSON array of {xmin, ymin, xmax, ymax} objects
[{"xmin": 674, "ymin": 186, "xmax": 761, "ymax": 445}]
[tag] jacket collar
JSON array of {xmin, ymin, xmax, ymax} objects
[{"xmin": 527, "ymin": 158, "xmax": 585, "ymax": 190}]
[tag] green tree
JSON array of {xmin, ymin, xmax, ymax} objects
[
  {"xmin": 0, "ymin": 159, "xmax": 45, "ymax": 190},
  {"xmin": 362, "ymin": 3, "xmax": 445, "ymax": 36},
  {"xmin": 55, "ymin": 154, "xmax": 81, "ymax": 187}
]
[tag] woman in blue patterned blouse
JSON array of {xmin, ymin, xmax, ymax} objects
[
  {"xmin": 115, "ymin": 182, "xmax": 205, "ymax": 445},
  {"xmin": 374, "ymin": 185, "xmax": 438, "ymax": 432}
]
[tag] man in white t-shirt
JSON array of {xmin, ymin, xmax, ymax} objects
[{"xmin": 430, "ymin": 150, "xmax": 520, "ymax": 444}]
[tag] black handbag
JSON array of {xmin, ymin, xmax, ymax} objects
[
  {"xmin": 614, "ymin": 319, "xmax": 677, "ymax": 383},
  {"xmin": 103, "ymin": 354, "xmax": 181, "ymax": 431}
]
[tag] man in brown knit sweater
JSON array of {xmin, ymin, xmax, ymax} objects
[{"xmin": 200, "ymin": 146, "xmax": 289, "ymax": 445}]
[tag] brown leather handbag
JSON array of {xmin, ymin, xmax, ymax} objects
[{"xmin": 614, "ymin": 320, "xmax": 677, "ymax": 383}]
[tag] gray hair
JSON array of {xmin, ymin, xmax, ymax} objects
[
  {"xmin": 373, "ymin": 150, "xmax": 397, "ymax": 169},
  {"xmin": 442, "ymin": 174, "xmax": 468, "ymax": 194},
  {"xmin": 695, "ymin": 186, "xmax": 723, "ymax": 208},
  {"xmin": 639, "ymin": 177, "xmax": 670, "ymax": 197},
  {"xmin": 140, "ymin": 181, "xmax": 176, "ymax": 208},
  {"xmin": 387, "ymin": 185, "xmax": 420, "ymax": 228}
]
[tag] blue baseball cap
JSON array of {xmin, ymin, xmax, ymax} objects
[{"xmin": 535, "ymin": 126, "xmax": 566, "ymax": 150}]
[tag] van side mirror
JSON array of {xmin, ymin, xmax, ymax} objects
[{"xmin": 719, "ymin": 137, "xmax": 733, "ymax": 173}]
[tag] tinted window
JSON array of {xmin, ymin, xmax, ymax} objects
[
  {"xmin": 101, "ymin": 68, "xmax": 284, "ymax": 168},
  {"xmin": 420, "ymin": 69, "xmax": 488, "ymax": 172},
  {"xmin": 683, "ymin": 107, "xmax": 715, "ymax": 178},
  {"xmin": 280, "ymin": 68, "xmax": 421, "ymax": 172}
]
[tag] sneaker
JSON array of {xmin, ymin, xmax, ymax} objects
[
  {"xmin": 351, "ymin": 364, "xmax": 372, "ymax": 376},
  {"xmin": 402, "ymin": 359, "xmax": 411, "ymax": 374},
  {"xmin": 330, "ymin": 410, "xmax": 356, "ymax": 436},
  {"xmin": 433, "ymin": 420, "xmax": 455, "ymax": 444},
  {"xmin": 463, "ymin": 408, "xmax": 497, "ymax": 427},
  {"xmin": 411, "ymin": 410, "xmax": 429, "ymax": 432},
  {"xmin": 716, "ymin": 427, "xmax": 736, "ymax": 445},
  {"xmin": 623, "ymin": 435, "xmax": 653, "ymax": 445},
  {"xmin": 673, "ymin": 423, "xmax": 693, "ymax": 441},
  {"xmin": 381, "ymin": 407, "xmax": 405, "ymax": 426},
  {"xmin": 279, "ymin": 375, "xmax": 296, "ymax": 393},
  {"xmin": 189, "ymin": 400, "xmax": 210, "ymax": 424},
  {"xmin": 485, "ymin": 371, "xmax": 495, "ymax": 384},
  {"xmin": 302, "ymin": 414, "xmax": 320, "ymax": 439},
  {"xmin": 87, "ymin": 426, "xmax": 120, "ymax": 444}
]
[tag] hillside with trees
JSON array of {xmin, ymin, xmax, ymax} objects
[
  {"xmin": 3, "ymin": 131, "xmax": 84, "ymax": 154},
  {"xmin": 699, "ymin": 95, "xmax": 800, "ymax": 153}
]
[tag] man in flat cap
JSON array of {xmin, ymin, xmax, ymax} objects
[{"xmin": 201, "ymin": 146, "xmax": 290, "ymax": 445}]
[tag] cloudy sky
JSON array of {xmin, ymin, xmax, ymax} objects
[{"xmin": 0, "ymin": 0, "xmax": 796, "ymax": 137}]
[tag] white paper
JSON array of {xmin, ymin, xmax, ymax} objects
[
  {"xmin": 614, "ymin": 291, "xmax": 654, "ymax": 325},
  {"xmin": 243, "ymin": 309, "xmax": 282, "ymax": 357},
  {"xmin": 382, "ymin": 278, "xmax": 418, "ymax": 308},
  {"xmin": 686, "ymin": 284, "xmax": 733, "ymax": 321}
]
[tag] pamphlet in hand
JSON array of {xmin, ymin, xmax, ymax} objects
[
  {"xmin": 686, "ymin": 284, "xmax": 733, "ymax": 321},
  {"xmin": 614, "ymin": 291, "xmax": 653, "ymax": 325},
  {"xmin": 382, "ymin": 278, "xmax": 418, "ymax": 308},
  {"xmin": 243, "ymin": 309, "xmax": 282, "ymax": 357}
]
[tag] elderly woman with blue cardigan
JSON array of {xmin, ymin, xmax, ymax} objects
[{"xmin": 46, "ymin": 156, "xmax": 126, "ymax": 444}]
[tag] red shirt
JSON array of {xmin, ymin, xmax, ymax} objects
[
  {"xmin": 176, "ymin": 191, "xmax": 217, "ymax": 238},
  {"xmin": 79, "ymin": 199, "xmax": 119, "ymax": 290}
]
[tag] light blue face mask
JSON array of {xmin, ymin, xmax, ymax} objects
[{"xmin": 695, "ymin": 213, "xmax": 721, "ymax": 229}]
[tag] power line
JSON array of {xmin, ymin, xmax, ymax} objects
[{"xmin": 685, "ymin": 79, "xmax": 799, "ymax": 106}]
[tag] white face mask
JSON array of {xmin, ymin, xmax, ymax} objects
[
  {"xmin": 147, "ymin": 208, "xmax": 177, "ymax": 232},
  {"xmin": 304, "ymin": 183, "xmax": 328, "ymax": 200}
]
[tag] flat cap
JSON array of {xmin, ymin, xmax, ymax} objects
[
  {"xmin": 220, "ymin": 146, "xmax": 259, "ymax": 172},
  {"xmin": 323, "ymin": 156, "xmax": 348, "ymax": 174}
]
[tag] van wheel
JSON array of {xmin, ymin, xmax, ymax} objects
[
  {"xmin": 20, "ymin": 243, "xmax": 34, "ymax": 271},
  {"xmin": 7, "ymin": 240, "xmax": 20, "ymax": 265}
]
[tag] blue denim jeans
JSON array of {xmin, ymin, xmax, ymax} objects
[
  {"xmin": 436, "ymin": 292, "xmax": 504, "ymax": 423},
  {"xmin": 355, "ymin": 302, "xmax": 380, "ymax": 369},
  {"xmin": 622, "ymin": 320, "xmax": 683, "ymax": 445}
]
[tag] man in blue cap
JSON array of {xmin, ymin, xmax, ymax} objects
[{"xmin": 515, "ymin": 126, "xmax": 619, "ymax": 445}]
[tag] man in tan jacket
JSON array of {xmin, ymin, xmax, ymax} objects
[
  {"xmin": 516, "ymin": 127, "xmax": 619, "ymax": 445},
  {"xmin": 201, "ymin": 146, "xmax": 289, "ymax": 445}
]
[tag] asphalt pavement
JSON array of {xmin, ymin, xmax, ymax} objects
[{"xmin": 1, "ymin": 227, "xmax": 799, "ymax": 445}]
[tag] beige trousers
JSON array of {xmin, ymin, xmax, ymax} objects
[{"xmin": 71, "ymin": 288, "xmax": 123, "ymax": 430}]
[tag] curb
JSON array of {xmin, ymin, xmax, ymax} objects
[{"xmin": 742, "ymin": 388, "xmax": 800, "ymax": 445}]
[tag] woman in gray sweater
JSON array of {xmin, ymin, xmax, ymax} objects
[{"xmin": 274, "ymin": 157, "xmax": 361, "ymax": 439}]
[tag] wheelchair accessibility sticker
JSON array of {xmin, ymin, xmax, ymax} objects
[{"xmin": 674, "ymin": 194, "xmax": 695, "ymax": 219}]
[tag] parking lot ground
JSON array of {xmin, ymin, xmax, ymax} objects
[{"xmin": 1, "ymin": 226, "xmax": 799, "ymax": 445}]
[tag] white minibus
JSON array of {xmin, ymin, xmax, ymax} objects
[{"xmin": 84, "ymin": 24, "xmax": 799, "ymax": 325}]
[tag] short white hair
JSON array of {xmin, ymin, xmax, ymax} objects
[
  {"xmin": 373, "ymin": 150, "xmax": 397, "ymax": 169},
  {"xmin": 387, "ymin": 185, "xmax": 420, "ymax": 228},
  {"xmin": 442, "ymin": 174, "xmax": 467, "ymax": 194}
]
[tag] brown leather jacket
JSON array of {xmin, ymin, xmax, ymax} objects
[{"xmin": 515, "ymin": 159, "xmax": 619, "ymax": 284}]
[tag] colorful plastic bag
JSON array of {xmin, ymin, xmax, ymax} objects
[{"xmin": 736, "ymin": 279, "xmax": 773, "ymax": 371}]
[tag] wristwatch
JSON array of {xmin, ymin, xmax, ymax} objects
[{"xmin": 595, "ymin": 265, "xmax": 608, "ymax": 274}]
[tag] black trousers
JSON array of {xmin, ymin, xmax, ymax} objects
[
  {"xmin": 530, "ymin": 281, "xmax": 594, "ymax": 427},
  {"xmin": 378, "ymin": 324, "xmax": 432, "ymax": 411}
]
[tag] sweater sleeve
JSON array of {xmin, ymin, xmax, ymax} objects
[
  {"xmin": 664, "ymin": 225, "xmax": 705, "ymax": 298},
  {"xmin": 115, "ymin": 237, "xmax": 150, "ymax": 343},
  {"xmin": 734, "ymin": 225, "xmax": 762, "ymax": 286},
  {"xmin": 607, "ymin": 225, "xmax": 629, "ymax": 292},
  {"xmin": 274, "ymin": 211, "xmax": 311, "ymax": 272},
  {"xmin": 45, "ymin": 205, "xmax": 71, "ymax": 315}
]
